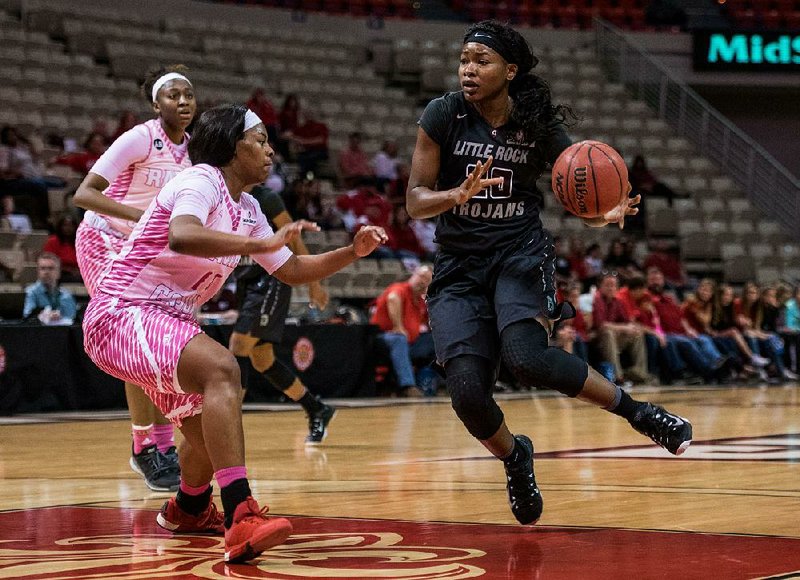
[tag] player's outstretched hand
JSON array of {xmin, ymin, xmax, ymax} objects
[
  {"xmin": 583, "ymin": 184, "xmax": 640, "ymax": 229},
  {"xmin": 263, "ymin": 220, "xmax": 320, "ymax": 251},
  {"xmin": 352, "ymin": 225, "xmax": 388, "ymax": 257},
  {"xmin": 456, "ymin": 156, "xmax": 504, "ymax": 204}
]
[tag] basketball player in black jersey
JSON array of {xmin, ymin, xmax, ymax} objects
[
  {"xmin": 229, "ymin": 184, "xmax": 336, "ymax": 445},
  {"xmin": 407, "ymin": 20, "xmax": 693, "ymax": 525}
]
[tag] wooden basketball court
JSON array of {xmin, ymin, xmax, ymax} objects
[{"xmin": 1, "ymin": 384, "xmax": 799, "ymax": 578}]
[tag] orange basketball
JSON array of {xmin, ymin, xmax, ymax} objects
[{"xmin": 551, "ymin": 140, "xmax": 629, "ymax": 219}]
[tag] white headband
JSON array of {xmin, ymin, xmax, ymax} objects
[
  {"xmin": 151, "ymin": 72, "xmax": 192, "ymax": 102},
  {"xmin": 244, "ymin": 109, "xmax": 263, "ymax": 131}
]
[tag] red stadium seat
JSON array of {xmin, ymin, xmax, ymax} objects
[{"xmin": 760, "ymin": 9, "xmax": 781, "ymax": 28}]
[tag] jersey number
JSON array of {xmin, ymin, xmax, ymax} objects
[{"xmin": 465, "ymin": 165, "xmax": 514, "ymax": 199}]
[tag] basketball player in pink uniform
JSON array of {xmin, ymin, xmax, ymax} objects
[
  {"xmin": 74, "ymin": 65, "xmax": 195, "ymax": 492},
  {"xmin": 83, "ymin": 104, "xmax": 387, "ymax": 563}
]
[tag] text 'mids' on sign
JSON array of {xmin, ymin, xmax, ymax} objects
[{"xmin": 693, "ymin": 30, "xmax": 800, "ymax": 72}]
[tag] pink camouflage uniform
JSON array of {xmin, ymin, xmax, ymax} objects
[
  {"xmin": 76, "ymin": 119, "xmax": 192, "ymax": 296},
  {"xmin": 83, "ymin": 164, "xmax": 293, "ymax": 426}
]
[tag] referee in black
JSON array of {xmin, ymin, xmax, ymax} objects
[
  {"xmin": 229, "ymin": 183, "xmax": 335, "ymax": 445},
  {"xmin": 406, "ymin": 20, "xmax": 693, "ymax": 525}
]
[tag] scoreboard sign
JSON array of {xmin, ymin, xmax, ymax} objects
[{"xmin": 693, "ymin": 30, "xmax": 800, "ymax": 72}]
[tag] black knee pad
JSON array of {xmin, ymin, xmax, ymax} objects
[
  {"xmin": 445, "ymin": 356, "xmax": 504, "ymax": 440},
  {"xmin": 262, "ymin": 359, "xmax": 296, "ymax": 392},
  {"xmin": 501, "ymin": 320, "xmax": 588, "ymax": 398}
]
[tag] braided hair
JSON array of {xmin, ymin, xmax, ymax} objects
[{"xmin": 463, "ymin": 20, "xmax": 575, "ymax": 143}]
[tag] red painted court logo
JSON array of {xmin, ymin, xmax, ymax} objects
[{"xmin": 292, "ymin": 337, "xmax": 315, "ymax": 372}]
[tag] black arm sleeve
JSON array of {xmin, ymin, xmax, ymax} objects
[{"xmin": 541, "ymin": 123, "xmax": 573, "ymax": 166}]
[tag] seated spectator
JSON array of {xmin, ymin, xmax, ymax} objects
[
  {"xmin": 592, "ymin": 273, "xmax": 650, "ymax": 384},
  {"xmin": 0, "ymin": 194, "xmax": 32, "ymax": 233},
  {"xmin": 370, "ymin": 265, "xmax": 435, "ymax": 397},
  {"xmin": 758, "ymin": 285, "xmax": 797, "ymax": 381},
  {"xmin": 712, "ymin": 283, "xmax": 770, "ymax": 371},
  {"xmin": 583, "ymin": 243, "xmax": 604, "ymax": 290},
  {"xmin": 387, "ymin": 205, "xmax": 426, "ymax": 262},
  {"xmin": 553, "ymin": 236, "xmax": 573, "ymax": 288},
  {"xmin": 409, "ymin": 217, "xmax": 437, "ymax": 260},
  {"xmin": 246, "ymin": 87, "xmax": 279, "ymax": 144},
  {"xmin": 287, "ymin": 110, "xmax": 329, "ymax": 178},
  {"xmin": 338, "ymin": 132, "xmax": 374, "ymax": 189},
  {"xmin": 336, "ymin": 184, "xmax": 392, "ymax": 232},
  {"xmin": 630, "ymin": 154, "xmax": 680, "ymax": 206},
  {"xmin": 42, "ymin": 214, "xmax": 80, "ymax": 283},
  {"xmin": 604, "ymin": 238, "xmax": 640, "ymax": 282},
  {"xmin": 276, "ymin": 93, "xmax": 300, "ymax": 158},
  {"xmin": 372, "ymin": 140, "xmax": 400, "ymax": 194},
  {"xmin": 0, "ymin": 126, "xmax": 58, "ymax": 227},
  {"xmin": 643, "ymin": 239, "xmax": 688, "ymax": 298},
  {"xmin": 566, "ymin": 236, "xmax": 587, "ymax": 282},
  {"xmin": 51, "ymin": 132, "xmax": 107, "ymax": 176},
  {"xmin": 647, "ymin": 267, "xmax": 731, "ymax": 382},
  {"xmin": 555, "ymin": 282, "xmax": 590, "ymax": 362},
  {"xmin": 781, "ymin": 285, "xmax": 800, "ymax": 374},
  {"xmin": 110, "ymin": 111, "xmax": 137, "ymax": 142},
  {"xmin": 23, "ymin": 252, "xmax": 77, "ymax": 325}
]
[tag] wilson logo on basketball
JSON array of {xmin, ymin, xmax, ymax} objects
[
  {"xmin": 0, "ymin": 532, "xmax": 485, "ymax": 578},
  {"xmin": 293, "ymin": 337, "xmax": 315, "ymax": 372}
]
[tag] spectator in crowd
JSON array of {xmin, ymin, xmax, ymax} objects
[
  {"xmin": 711, "ymin": 283, "xmax": 770, "ymax": 372},
  {"xmin": 567, "ymin": 236, "xmax": 587, "ymax": 281},
  {"xmin": 647, "ymin": 267, "xmax": 731, "ymax": 382},
  {"xmin": 372, "ymin": 140, "xmax": 400, "ymax": 194},
  {"xmin": 338, "ymin": 132, "xmax": 374, "ymax": 189},
  {"xmin": 51, "ymin": 132, "xmax": 107, "ymax": 176},
  {"xmin": 583, "ymin": 243, "xmax": 604, "ymax": 290},
  {"xmin": 592, "ymin": 273, "xmax": 650, "ymax": 384},
  {"xmin": 736, "ymin": 282, "xmax": 785, "ymax": 379},
  {"xmin": 23, "ymin": 252, "xmax": 77, "ymax": 325},
  {"xmin": 293, "ymin": 178, "xmax": 343, "ymax": 231},
  {"xmin": 336, "ymin": 183, "xmax": 392, "ymax": 234},
  {"xmin": 409, "ymin": 216, "xmax": 437, "ymax": 259},
  {"xmin": 0, "ymin": 194, "xmax": 32, "ymax": 233},
  {"xmin": 604, "ymin": 238, "xmax": 640, "ymax": 282},
  {"xmin": 42, "ymin": 214, "xmax": 80, "ymax": 283},
  {"xmin": 630, "ymin": 154, "xmax": 679, "ymax": 206},
  {"xmin": 387, "ymin": 205, "xmax": 427, "ymax": 262},
  {"xmin": 111, "ymin": 111, "xmax": 138, "ymax": 142},
  {"xmin": 246, "ymin": 88, "xmax": 279, "ymax": 144},
  {"xmin": 616, "ymin": 274, "xmax": 670, "ymax": 380},
  {"xmin": 370, "ymin": 265, "xmax": 435, "ymax": 397},
  {"xmin": 0, "ymin": 126, "xmax": 57, "ymax": 227},
  {"xmin": 759, "ymin": 285, "xmax": 797, "ymax": 381},
  {"xmin": 276, "ymin": 93, "xmax": 300, "ymax": 158},
  {"xmin": 288, "ymin": 109, "xmax": 329, "ymax": 177},
  {"xmin": 643, "ymin": 239, "xmax": 688, "ymax": 298},
  {"xmin": 555, "ymin": 282, "xmax": 589, "ymax": 362},
  {"xmin": 781, "ymin": 285, "xmax": 800, "ymax": 374}
]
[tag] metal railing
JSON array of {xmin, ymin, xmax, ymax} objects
[{"xmin": 594, "ymin": 18, "xmax": 800, "ymax": 239}]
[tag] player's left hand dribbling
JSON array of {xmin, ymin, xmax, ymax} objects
[{"xmin": 352, "ymin": 225, "xmax": 388, "ymax": 257}]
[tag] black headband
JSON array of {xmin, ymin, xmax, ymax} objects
[{"xmin": 463, "ymin": 31, "xmax": 516, "ymax": 65}]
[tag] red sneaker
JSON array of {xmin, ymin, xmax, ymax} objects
[
  {"xmin": 224, "ymin": 497, "xmax": 293, "ymax": 563},
  {"xmin": 156, "ymin": 497, "xmax": 225, "ymax": 535}
]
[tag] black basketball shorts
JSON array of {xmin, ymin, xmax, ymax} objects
[
  {"xmin": 426, "ymin": 229, "xmax": 559, "ymax": 365},
  {"xmin": 233, "ymin": 274, "xmax": 292, "ymax": 344}
]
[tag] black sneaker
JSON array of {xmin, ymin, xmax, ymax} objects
[
  {"xmin": 160, "ymin": 445, "xmax": 181, "ymax": 472},
  {"xmin": 504, "ymin": 435, "xmax": 543, "ymax": 525},
  {"xmin": 129, "ymin": 445, "xmax": 180, "ymax": 492},
  {"xmin": 305, "ymin": 404, "xmax": 336, "ymax": 445},
  {"xmin": 628, "ymin": 403, "xmax": 692, "ymax": 456}
]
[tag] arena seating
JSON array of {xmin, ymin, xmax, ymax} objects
[{"xmin": 0, "ymin": 0, "xmax": 797, "ymax": 300}]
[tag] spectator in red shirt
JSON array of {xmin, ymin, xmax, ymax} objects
[
  {"xmin": 592, "ymin": 273, "xmax": 649, "ymax": 383},
  {"xmin": 647, "ymin": 267, "xmax": 729, "ymax": 382},
  {"xmin": 643, "ymin": 239, "xmax": 688, "ymax": 298},
  {"xmin": 554, "ymin": 283, "xmax": 589, "ymax": 362},
  {"xmin": 110, "ymin": 111, "xmax": 137, "ymax": 142},
  {"xmin": 288, "ymin": 110, "xmax": 329, "ymax": 177},
  {"xmin": 338, "ymin": 132, "xmax": 374, "ymax": 189},
  {"xmin": 370, "ymin": 265, "xmax": 435, "ymax": 397},
  {"xmin": 246, "ymin": 88, "xmax": 279, "ymax": 144},
  {"xmin": 276, "ymin": 93, "xmax": 300, "ymax": 158},
  {"xmin": 386, "ymin": 205, "xmax": 426, "ymax": 262},
  {"xmin": 52, "ymin": 132, "xmax": 107, "ymax": 176},
  {"xmin": 42, "ymin": 214, "xmax": 80, "ymax": 283}
]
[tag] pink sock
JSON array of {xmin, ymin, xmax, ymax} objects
[
  {"xmin": 180, "ymin": 480, "xmax": 210, "ymax": 496},
  {"xmin": 132, "ymin": 424, "xmax": 154, "ymax": 455},
  {"xmin": 153, "ymin": 424, "xmax": 175, "ymax": 453},
  {"xmin": 215, "ymin": 466, "xmax": 247, "ymax": 489}
]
